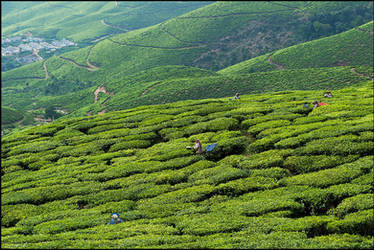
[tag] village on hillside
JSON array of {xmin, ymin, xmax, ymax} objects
[{"xmin": 2, "ymin": 33, "xmax": 76, "ymax": 66}]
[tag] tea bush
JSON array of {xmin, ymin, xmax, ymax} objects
[
  {"xmin": 326, "ymin": 209, "xmax": 374, "ymax": 235},
  {"xmin": 330, "ymin": 193, "xmax": 374, "ymax": 217},
  {"xmin": 213, "ymin": 176, "xmax": 279, "ymax": 196},
  {"xmin": 279, "ymin": 157, "xmax": 371, "ymax": 188},
  {"xmin": 1, "ymin": 81, "xmax": 373, "ymax": 248},
  {"xmin": 283, "ymin": 155, "xmax": 359, "ymax": 174},
  {"xmin": 184, "ymin": 117, "xmax": 239, "ymax": 135}
]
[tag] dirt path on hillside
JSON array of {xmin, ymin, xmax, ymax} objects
[
  {"xmin": 58, "ymin": 50, "xmax": 100, "ymax": 72},
  {"xmin": 350, "ymin": 68, "xmax": 374, "ymax": 80},
  {"xmin": 140, "ymin": 81, "xmax": 163, "ymax": 97},
  {"xmin": 159, "ymin": 24, "xmax": 205, "ymax": 45},
  {"xmin": 267, "ymin": 54, "xmax": 284, "ymax": 70},
  {"xmin": 268, "ymin": 2, "xmax": 302, "ymax": 11},
  {"xmin": 176, "ymin": 9, "xmax": 290, "ymax": 19},
  {"xmin": 355, "ymin": 27, "xmax": 374, "ymax": 35},
  {"xmin": 86, "ymin": 46, "xmax": 100, "ymax": 71},
  {"xmin": 101, "ymin": 19, "xmax": 129, "ymax": 32},
  {"xmin": 91, "ymin": 34, "xmax": 111, "ymax": 43},
  {"xmin": 90, "ymin": 86, "xmax": 114, "ymax": 116},
  {"xmin": 107, "ymin": 38, "xmax": 205, "ymax": 50},
  {"xmin": 2, "ymin": 61, "xmax": 48, "ymax": 82},
  {"xmin": 58, "ymin": 56, "xmax": 97, "ymax": 71},
  {"xmin": 43, "ymin": 60, "xmax": 49, "ymax": 79}
]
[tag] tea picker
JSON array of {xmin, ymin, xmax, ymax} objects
[{"xmin": 109, "ymin": 213, "xmax": 123, "ymax": 224}]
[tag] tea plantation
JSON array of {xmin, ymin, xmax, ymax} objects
[{"xmin": 1, "ymin": 80, "xmax": 373, "ymax": 248}]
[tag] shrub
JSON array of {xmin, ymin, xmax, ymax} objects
[
  {"xmin": 204, "ymin": 136, "xmax": 248, "ymax": 161},
  {"xmin": 351, "ymin": 171, "xmax": 374, "ymax": 185},
  {"xmin": 213, "ymin": 176, "xmax": 278, "ymax": 196},
  {"xmin": 184, "ymin": 117, "xmax": 239, "ymax": 135},
  {"xmin": 139, "ymin": 184, "xmax": 215, "ymax": 206},
  {"xmin": 283, "ymin": 155, "xmax": 359, "ymax": 174},
  {"xmin": 1, "ymin": 204, "xmax": 42, "ymax": 227},
  {"xmin": 326, "ymin": 209, "xmax": 374, "ymax": 235},
  {"xmin": 108, "ymin": 139, "xmax": 152, "ymax": 152},
  {"xmin": 238, "ymin": 149, "xmax": 292, "ymax": 170},
  {"xmin": 307, "ymin": 233, "xmax": 374, "ymax": 249},
  {"xmin": 273, "ymin": 215, "xmax": 334, "ymax": 236},
  {"xmin": 331, "ymin": 193, "xmax": 374, "ymax": 218},
  {"xmin": 279, "ymin": 158, "xmax": 369, "ymax": 188},
  {"xmin": 33, "ymin": 214, "xmax": 106, "ymax": 234},
  {"xmin": 247, "ymin": 120, "xmax": 292, "ymax": 137},
  {"xmin": 250, "ymin": 167, "xmax": 291, "ymax": 180},
  {"xmin": 188, "ymin": 165, "xmax": 249, "ymax": 185}
]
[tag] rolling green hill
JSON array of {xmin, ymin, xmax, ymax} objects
[
  {"xmin": 1, "ymin": 1, "xmax": 211, "ymax": 43},
  {"xmin": 2, "ymin": 21, "xmax": 373, "ymax": 131},
  {"xmin": 219, "ymin": 21, "xmax": 374, "ymax": 74},
  {"xmin": 1, "ymin": 80, "xmax": 373, "ymax": 248},
  {"xmin": 1, "ymin": 106, "xmax": 24, "ymax": 125},
  {"xmin": 2, "ymin": 2, "xmax": 373, "ymax": 134}
]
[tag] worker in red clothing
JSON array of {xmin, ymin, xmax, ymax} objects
[{"xmin": 313, "ymin": 100, "xmax": 328, "ymax": 109}]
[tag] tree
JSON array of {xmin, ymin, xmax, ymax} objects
[{"xmin": 44, "ymin": 106, "xmax": 61, "ymax": 120}]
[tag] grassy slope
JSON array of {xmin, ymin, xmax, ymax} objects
[
  {"xmin": 1, "ymin": 1, "xmax": 212, "ymax": 43},
  {"xmin": 1, "ymin": 106, "xmax": 24, "ymax": 125},
  {"xmin": 1, "ymin": 81, "xmax": 373, "ymax": 248}
]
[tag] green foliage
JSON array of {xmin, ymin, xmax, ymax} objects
[
  {"xmin": 1, "ymin": 72, "xmax": 373, "ymax": 248},
  {"xmin": 279, "ymin": 156, "xmax": 373, "ymax": 188},
  {"xmin": 1, "ymin": 106, "xmax": 23, "ymax": 125},
  {"xmin": 326, "ymin": 209, "xmax": 374, "ymax": 235},
  {"xmin": 330, "ymin": 194, "xmax": 374, "ymax": 218}
]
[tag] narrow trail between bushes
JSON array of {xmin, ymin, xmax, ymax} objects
[
  {"xmin": 176, "ymin": 9, "xmax": 290, "ymax": 19},
  {"xmin": 107, "ymin": 38, "xmax": 205, "ymax": 50},
  {"xmin": 2, "ymin": 60, "xmax": 49, "ymax": 82},
  {"xmin": 101, "ymin": 19, "xmax": 129, "ymax": 32},
  {"xmin": 58, "ymin": 46, "xmax": 100, "ymax": 72},
  {"xmin": 159, "ymin": 24, "xmax": 206, "ymax": 45},
  {"xmin": 86, "ymin": 46, "xmax": 100, "ymax": 71},
  {"xmin": 350, "ymin": 68, "xmax": 374, "ymax": 80},
  {"xmin": 140, "ymin": 81, "xmax": 163, "ymax": 97},
  {"xmin": 58, "ymin": 56, "xmax": 98, "ymax": 71},
  {"xmin": 43, "ymin": 61, "xmax": 49, "ymax": 79}
]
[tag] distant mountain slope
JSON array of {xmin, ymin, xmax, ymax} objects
[
  {"xmin": 219, "ymin": 21, "xmax": 374, "ymax": 75},
  {"xmin": 1, "ymin": 81, "xmax": 373, "ymax": 249},
  {"xmin": 1, "ymin": 1, "xmax": 212, "ymax": 43},
  {"xmin": 1, "ymin": 106, "xmax": 23, "ymax": 125}
]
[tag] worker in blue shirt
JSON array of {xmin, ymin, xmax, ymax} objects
[{"xmin": 109, "ymin": 213, "xmax": 123, "ymax": 224}]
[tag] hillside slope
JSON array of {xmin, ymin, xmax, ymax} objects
[
  {"xmin": 3, "ymin": 21, "xmax": 372, "ymax": 120},
  {"xmin": 2, "ymin": 2, "xmax": 373, "ymax": 133},
  {"xmin": 1, "ymin": 1, "xmax": 211, "ymax": 43},
  {"xmin": 1, "ymin": 81, "xmax": 373, "ymax": 248},
  {"xmin": 219, "ymin": 21, "xmax": 374, "ymax": 74}
]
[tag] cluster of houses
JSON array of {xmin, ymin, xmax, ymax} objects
[{"xmin": 1, "ymin": 35, "xmax": 76, "ymax": 59}]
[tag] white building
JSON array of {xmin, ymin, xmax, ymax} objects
[{"xmin": 19, "ymin": 44, "xmax": 33, "ymax": 52}]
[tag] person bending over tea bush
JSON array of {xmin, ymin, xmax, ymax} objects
[
  {"xmin": 313, "ymin": 100, "xmax": 328, "ymax": 109},
  {"xmin": 186, "ymin": 139, "xmax": 203, "ymax": 154},
  {"xmin": 324, "ymin": 91, "xmax": 333, "ymax": 98},
  {"xmin": 109, "ymin": 213, "xmax": 123, "ymax": 224}
]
